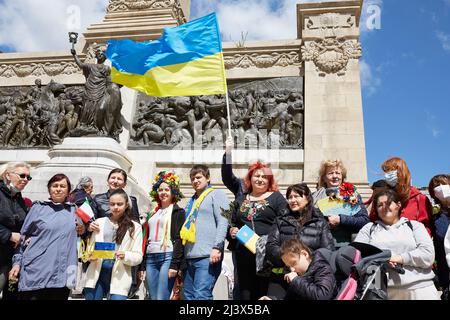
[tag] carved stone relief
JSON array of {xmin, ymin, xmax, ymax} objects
[
  {"xmin": 107, "ymin": 0, "xmax": 186, "ymax": 23},
  {"xmin": 301, "ymin": 38, "xmax": 362, "ymax": 76},
  {"xmin": 129, "ymin": 77, "xmax": 304, "ymax": 150},
  {"xmin": 224, "ymin": 51, "xmax": 301, "ymax": 69},
  {"xmin": 0, "ymin": 62, "xmax": 79, "ymax": 79},
  {"xmin": 306, "ymin": 13, "xmax": 354, "ymax": 30}
]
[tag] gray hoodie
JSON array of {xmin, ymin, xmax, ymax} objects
[{"xmin": 355, "ymin": 217, "xmax": 435, "ymax": 290}]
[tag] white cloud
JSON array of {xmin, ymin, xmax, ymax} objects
[
  {"xmin": 1, "ymin": 0, "xmax": 383, "ymax": 52},
  {"xmin": 360, "ymin": 59, "xmax": 381, "ymax": 96},
  {"xmin": 436, "ymin": 31, "xmax": 450, "ymax": 53},
  {"xmin": 0, "ymin": 0, "xmax": 107, "ymax": 52},
  {"xmin": 425, "ymin": 110, "xmax": 441, "ymax": 138},
  {"xmin": 192, "ymin": 0, "xmax": 376, "ymax": 43}
]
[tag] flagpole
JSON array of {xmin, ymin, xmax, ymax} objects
[{"xmin": 225, "ymin": 90, "xmax": 232, "ymax": 138}]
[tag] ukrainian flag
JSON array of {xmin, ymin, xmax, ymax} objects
[
  {"xmin": 105, "ymin": 13, "xmax": 227, "ymax": 97},
  {"xmin": 90, "ymin": 242, "xmax": 116, "ymax": 260},
  {"xmin": 236, "ymin": 225, "xmax": 259, "ymax": 254}
]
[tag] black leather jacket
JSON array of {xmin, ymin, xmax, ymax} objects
[
  {"xmin": 93, "ymin": 191, "xmax": 140, "ymax": 222},
  {"xmin": 0, "ymin": 181, "xmax": 29, "ymax": 267}
]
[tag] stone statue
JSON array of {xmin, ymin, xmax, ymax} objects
[{"xmin": 71, "ymin": 45, "xmax": 123, "ymax": 140}]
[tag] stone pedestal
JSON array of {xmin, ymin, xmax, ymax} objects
[
  {"xmin": 23, "ymin": 137, "xmax": 151, "ymax": 213},
  {"xmin": 298, "ymin": 0, "xmax": 369, "ymax": 195}
]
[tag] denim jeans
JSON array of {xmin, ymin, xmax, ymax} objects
[
  {"xmin": 84, "ymin": 259, "xmax": 127, "ymax": 300},
  {"xmin": 183, "ymin": 257, "xmax": 222, "ymax": 300},
  {"xmin": 145, "ymin": 251, "xmax": 175, "ymax": 300}
]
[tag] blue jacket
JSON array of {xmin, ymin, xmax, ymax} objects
[
  {"xmin": 12, "ymin": 201, "xmax": 78, "ymax": 292},
  {"xmin": 433, "ymin": 207, "xmax": 450, "ymax": 288}
]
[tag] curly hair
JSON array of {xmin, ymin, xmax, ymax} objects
[
  {"xmin": 150, "ymin": 170, "xmax": 184, "ymax": 205},
  {"xmin": 242, "ymin": 161, "xmax": 279, "ymax": 193},
  {"xmin": 317, "ymin": 159, "xmax": 347, "ymax": 189}
]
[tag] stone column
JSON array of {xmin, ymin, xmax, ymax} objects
[{"xmin": 298, "ymin": 0, "xmax": 369, "ymax": 193}]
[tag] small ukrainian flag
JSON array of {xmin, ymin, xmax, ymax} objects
[
  {"xmin": 90, "ymin": 242, "xmax": 116, "ymax": 260},
  {"xmin": 105, "ymin": 12, "xmax": 227, "ymax": 97},
  {"xmin": 236, "ymin": 225, "xmax": 259, "ymax": 254}
]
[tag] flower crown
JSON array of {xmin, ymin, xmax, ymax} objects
[{"xmin": 149, "ymin": 170, "xmax": 184, "ymax": 203}]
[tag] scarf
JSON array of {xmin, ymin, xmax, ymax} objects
[{"xmin": 180, "ymin": 187, "xmax": 214, "ymax": 245}]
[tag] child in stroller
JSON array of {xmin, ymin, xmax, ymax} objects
[{"xmin": 317, "ymin": 242, "xmax": 405, "ymax": 300}]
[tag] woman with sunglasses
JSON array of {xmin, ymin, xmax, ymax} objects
[{"xmin": 0, "ymin": 162, "xmax": 32, "ymax": 298}]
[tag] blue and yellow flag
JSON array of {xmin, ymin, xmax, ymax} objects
[
  {"xmin": 105, "ymin": 13, "xmax": 227, "ymax": 97},
  {"xmin": 236, "ymin": 225, "xmax": 259, "ymax": 254}
]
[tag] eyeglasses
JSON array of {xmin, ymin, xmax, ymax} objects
[{"xmin": 11, "ymin": 172, "xmax": 32, "ymax": 181}]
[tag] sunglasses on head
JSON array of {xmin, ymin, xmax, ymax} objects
[{"xmin": 11, "ymin": 172, "xmax": 32, "ymax": 181}]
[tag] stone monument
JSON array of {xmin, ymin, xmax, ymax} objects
[{"xmin": 0, "ymin": 0, "xmax": 369, "ymax": 211}]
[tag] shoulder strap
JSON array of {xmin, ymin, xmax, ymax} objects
[
  {"xmin": 369, "ymin": 221, "xmax": 377, "ymax": 236},
  {"xmin": 405, "ymin": 219, "xmax": 413, "ymax": 231}
]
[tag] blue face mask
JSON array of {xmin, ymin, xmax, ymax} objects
[{"xmin": 384, "ymin": 170, "xmax": 398, "ymax": 187}]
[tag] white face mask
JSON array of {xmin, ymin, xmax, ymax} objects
[
  {"xmin": 384, "ymin": 170, "xmax": 398, "ymax": 187},
  {"xmin": 434, "ymin": 185, "xmax": 450, "ymax": 203},
  {"xmin": 9, "ymin": 181, "xmax": 21, "ymax": 194}
]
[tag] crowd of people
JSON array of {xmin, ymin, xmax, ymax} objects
[{"xmin": 1, "ymin": 139, "xmax": 450, "ymax": 301}]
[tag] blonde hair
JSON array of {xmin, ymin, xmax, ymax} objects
[
  {"xmin": 317, "ymin": 159, "xmax": 347, "ymax": 188},
  {"xmin": 0, "ymin": 162, "xmax": 31, "ymax": 181}
]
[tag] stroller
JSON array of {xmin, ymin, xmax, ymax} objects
[{"xmin": 317, "ymin": 242, "xmax": 405, "ymax": 300}]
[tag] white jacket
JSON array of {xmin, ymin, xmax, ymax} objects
[{"xmin": 84, "ymin": 218, "xmax": 143, "ymax": 296}]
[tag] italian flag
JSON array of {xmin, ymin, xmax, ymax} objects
[{"xmin": 76, "ymin": 199, "xmax": 95, "ymax": 223}]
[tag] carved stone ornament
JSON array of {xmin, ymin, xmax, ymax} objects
[
  {"xmin": 129, "ymin": 77, "xmax": 304, "ymax": 150},
  {"xmin": 0, "ymin": 62, "xmax": 79, "ymax": 79},
  {"xmin": 301, "ymin": 38, "xmax": 362, "ymax": 76},
  {"xmin": 224, "ymin": 51, "xmax": 301, "ymax": 69},
  {"xmin": 306, "ymin": 13, "xmax": 354, "ymax": 30},
  {"xmin": 107, "ymin": 0, "xmax": 186, "ymax": 23}
]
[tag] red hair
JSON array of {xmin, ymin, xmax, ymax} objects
[
  {"xmin": 243, "ymin": 161, "xmax": 279, "ymax": 193},
  {"xmin": 381, "ymin": 157, "xmax": 411, "ymax": 205}
]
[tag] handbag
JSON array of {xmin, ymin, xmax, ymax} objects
[
  {"xmin": 170, "ymin": 274, "xmax": 183, "ymax": 300},
  {"xmin": 255, "ymin": 235, "xmax": 273, "ymax": 277}
]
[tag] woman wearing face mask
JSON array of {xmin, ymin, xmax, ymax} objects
[
  {"xmin": 0, "ymin": 162, "xmax": 31, "ymax": 298},
  {"xmin": 311, "ymin": 160, "xmax": 369, "ymax": 248},
  {"xmin": 9, "ymin": 174, "xmax": 84, "ymax": 300},
  {"xmin": 370, "ymin": 157, "xmax": 433, "ymax": 235},
  {"xmin": 428, "ymin": 174, "xmax": 450, "ymax": 298},
  {"xmin": 355, "ymin": 188, "xmax": 439, "ymax": 300},
  {"xmin": 265, "ymin": 183, "xmax": 334, "ymax": 299}
]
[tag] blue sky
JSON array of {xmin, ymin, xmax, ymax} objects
[{"xmin": 1, "ymin": 0, "xmax": 449, "ymax": 187}]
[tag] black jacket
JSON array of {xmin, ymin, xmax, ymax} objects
[
  {"xmin": 140, "ymin": 204, "xmax": 186, "ymax": 271},
  {"xmin": 284, "ymin": 251, "xmax": 336, "ymax": 300},
  {"xmin": 0, "ymin": 181, "xmax": 29, "ymax": 267},
  {"xmin": 68, "ymin": 189, "xmax": 99, "ymax": 218},
  {"xmin": 266, "ymin": 207, "xmax": 335, "ymax": 268},
  {"xmin": 93, "ymin": 191, "xmax": 140, "ymax": 222}
]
